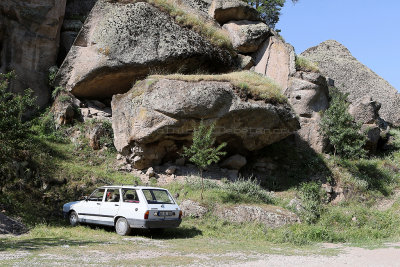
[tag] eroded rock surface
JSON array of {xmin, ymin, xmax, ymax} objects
[
  {"xmin": 223, "ymin": 20, "xmax": 271, "ymax": 53},
  {"xmin": 209, "ymin": 0, "xmax": 261, "ymax": 24},
  {"xmin": 301, "ymin": 40, "xmax": 400, "ymax": 126},
  {"xmin": 286, "ymin": 71, "xmax": 330, "ymax": 152},
  {"xmin": 254, "ymin": 36, "xmax": 296, "ymax": 91},
  {"xmin": 55, "ymin": 0, "xmax": 234, "ymax": 99},
  {"xmin": 0, "ymin": 0, "xmax": 66, "ymax": 108},
  {"xmin": 112, "ymin": 78, "xmax": 299, "ymax": 169}
]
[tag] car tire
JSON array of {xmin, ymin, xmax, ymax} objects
[
  {"xmin": 115, "ymin": 217, "xmax": 131, "ymax": 236},
  {"xmin": 69, "ymin": 211, "xmax": 79, "ymax": 227}
]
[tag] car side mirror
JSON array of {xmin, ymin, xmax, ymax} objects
[{"xmin": 80, "ymin": 196, "xmax": 88, "ymax": 201}]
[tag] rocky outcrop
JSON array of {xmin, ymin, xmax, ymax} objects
[
  {"xmin": 214, "ymin": 204, "xmax": 300, "ymax": 228},
  {"xmin": 0, "ymin": 212, "xmax": 27, "ymax": 235},
  {"xmin": 180, "ymin": 200, "xmax": 208, "ymax": 218},
  {"xmin": 0, "ymin": 0, "xmax": 67, "ymax": 108},
  {"xmin": 349, "ymin": 96, "xmax": 386, "ymax": 152},
  {"xmin": 209, "ymin": 0, "xmax": 261, "ymax": 24},
  {"xmin": 254, "ymin": 36, "xmax": 296, "ymax": 91},
  {"xmin": 286, "ymin": 71, "xmax": 330, "ymax": 152},
  {"xmin": 223, "ymin": 20, "xmax": 271, "ymax": 53},
  {"xmin": 220, "ymin": 154, "xmax": 247, "ymax": 170},
  {"xmin": 55, "ymin": 0, "xmax": 234, "ymax": 99},
  {"xmin": 301, "ymin": 40, "xmax": 400, "ymax": 126},
  {"xmin": 112, "ymin": 77, "xmax": 299, "ymax": 169}
]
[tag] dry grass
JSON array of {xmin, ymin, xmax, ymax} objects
[
  {"xmin": 295, "ymin": 56, "xmax": 319, "ymax": 73},
  {"xmin": 150, "ymin": 71, "xmax": 286, "ymax": 103}
]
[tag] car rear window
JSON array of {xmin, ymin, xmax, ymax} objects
[{"xmin": 142, "ymin": 189, "xmax": 174, "ymax": 204}]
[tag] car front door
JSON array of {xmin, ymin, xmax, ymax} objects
[
  {"xmin": 79, "ymin": 188, "xmax": 105, "ymax": 224},
  {"xmin": 98, "ymin": 188, "xmax": 121, "ymax": 226}
]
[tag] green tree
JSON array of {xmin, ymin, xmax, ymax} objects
[
  {"xmin": 182, "ymin": 121, "xmax": 227, "ymax": 200},
  {"xmin": 245, "ymin": 0, "xmax": 298, "ymax": 28},
  {"xmin": 0, "ymin": 72, "xmax": 36, "ymax": 182},
  {"xmin": 320, "ymin": 88, "xmax": 366, "ymax": 159}
]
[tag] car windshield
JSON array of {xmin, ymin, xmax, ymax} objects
[{"xmin": 142, "ymin": 189, "xmax": 174, "ymax": 204}]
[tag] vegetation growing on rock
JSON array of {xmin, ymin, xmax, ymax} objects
[
  {"xmin": 151, "ymin": 71, "xmax": 286, "ymax": 103},
  {"xmin": 295, "ymin": 56, "xmax": 319, "ymax": 73}
]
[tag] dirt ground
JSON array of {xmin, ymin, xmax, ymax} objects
[{"xmin": 229, "ymin": 243, "xmax": 400, "ymax": 267}]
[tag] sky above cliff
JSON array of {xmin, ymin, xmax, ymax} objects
[{"xmin": 277, "ymin": 0, "xmax": 400, "ymax": 91}]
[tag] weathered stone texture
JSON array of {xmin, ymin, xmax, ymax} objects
[
  {"xmin": 301, "ymin": 40, "xmax": 400, "ymax": 126},
  {"xmin": 254, "ymin": 36, "xmax": 296, "ymax": 91},
  {"xmin": 0, "ymin": 0, "xmax": 67, "ymax": 108},
  {"xmin": 112, "ymin": 78, "xmax": 299, "ymax": 169},
  {"xmin": 55, "ymin": 0, "xmax": 234, "ymax": 99}
]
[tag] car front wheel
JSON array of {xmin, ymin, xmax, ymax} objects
[
  {"xmin": 69, "ymin": 211, "xmax": 79, "ymax": 227},
  {"xmin": 115, "ymin": 217, "xmax": 131, "ymax": 236}
]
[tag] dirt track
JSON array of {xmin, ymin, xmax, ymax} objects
[{"xmin": 228, "ymin": 243, "xmax": 400, "ymax": 267}]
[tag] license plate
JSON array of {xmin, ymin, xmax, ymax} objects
[{"xmin": 158, "ymin": 211, "xmax": 173, "ymax": 216}]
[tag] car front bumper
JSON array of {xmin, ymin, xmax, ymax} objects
[{"xmin": 128, "ymin": 218, "xmax": 182, "ymax": 229}]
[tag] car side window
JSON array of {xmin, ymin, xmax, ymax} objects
[
  {"xmin": 122, "ymin": 189, "xmax": 139, "ymax": 203},
  {"xmin": 105, "ymin": 189, "xmax": 120, "ymax": 202},
  {"xmin": 88, "ymin": 189, "xmax": 105, "ymax": 202}
]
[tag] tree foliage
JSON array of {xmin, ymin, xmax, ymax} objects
[
  {"xmin": 320, "ymin": 88, "xmax": 366, "ymax": 159},
  {"xmin": 0, "ymin": 72, "xmax": 36, "ymax": 159},
  {"xmin": 245, "ymin": 0, "xmax": 298, "ymax": 28},
  {"xmin": 182, "ymin": 121, "xmax": 226, "ymax": 199}
]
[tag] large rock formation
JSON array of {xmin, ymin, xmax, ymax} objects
[
  {"xmin": 286, "ymin": 71, "xmax": 330, "ymax": 152},
  {"xmin": 209, "ymin": 0, "xmax": 261, "ymax": 24},
  {"xmin": 301, "ymin": 40, "xmax": 400, "ymax": 126},
  {"xmin": 112, "ymin": 77, "xmax": 300, "ymax": 169},
  {"xmin": 0, "ymin": 0, "xmax": 66, "ymax": 108},
  {"xmin": 55, "ymin": 0, "xmax": 234, "ymax": 99},
  {"xmin": 254, "ymin": 36, "xmax": 296, "ymax": 91}
]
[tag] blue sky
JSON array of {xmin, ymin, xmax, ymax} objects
[{"xmin": 277, "ymin": 0, "xmax": 400, "ymax": 91}]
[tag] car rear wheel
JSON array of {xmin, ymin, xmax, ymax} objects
[
  {"xmin": 69, "ymin": 211, "xmax": 79, "ymax": 227},
  {"xmin": 115, "ymin": 217, "xmax": 131, "ymax": 236}
]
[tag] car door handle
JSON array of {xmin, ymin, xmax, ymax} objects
[
  {"xmin": 97, "ymin": 203, "xmax": 101, "ymax": 205},
  {"xmin": 115, "ymin": 204, "xmax": 119, "ymax": 206}
]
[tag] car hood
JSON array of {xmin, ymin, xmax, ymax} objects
[{"xmin": 63, "ymin": 201, "xmax": 81, "ymax": 212}]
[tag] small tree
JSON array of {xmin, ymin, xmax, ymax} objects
[
  {"xmin": 320, "ymin": 88, "xmax": 366, "ymax": 159},
  {"xmin": 0, "ymin": 72, "xmax": 36, "ymax": 186},
  {"xmin": 182, "ymin": 121, "xmax": 226, "ymax": 200}
]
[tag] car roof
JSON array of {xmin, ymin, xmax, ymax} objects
[{"xmin": 99, "ymin": 185, "xmax": 168, "ymax": 190}]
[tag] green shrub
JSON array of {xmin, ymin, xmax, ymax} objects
[
  {"xmin": 297, "ymin": 182, "xmax": 323, "ymax": 224},
  {"xmin": 320, "ymin": 88, "xmax": 366, "ymax": 159},
  {"xmin": 223, "ymin": 178, "xmax": 274, "ymax": 204}
]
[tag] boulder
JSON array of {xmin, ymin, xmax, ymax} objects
[
  {"xmin": 87, "ymin": 123, "xmax": 105, "ymax": 150},
  {"xmin": 348, "ymin": 95, "xmax": 381, "ymax": 125},
  {"xmin": 166, "ymin": 166, "xmax": 177, "ymax": 175},
  {"xmin": 254, "ymin": 36, "xmax": 296, "ymax": 91},
  {"xmin": 209, "ymin": 0, "xmax": 261, "ymax": 24},
  {"xmin": 349, "ymin": 95, "xmax": 386, "ymax": 153},
  {"xmin": 222, "ymin": 20, "xmax": 271, "ymax": 53},
  {"xmin": 220, "ymin": 154, "xmax": 247, "ymax": 170},
  {"xmin": 112, "ymin": 78, "xmax": 299, "ymax": 169},
  {"xmin": 180, "ymin": 200, "xmax": 208, "ymax": 218},
  {"xmin": 285, "ymin": 72, "xmax": 330, "ymax": 152},
  {"xmin": 55, "ymin": 0, "xmax": 234, "ymax": 99},
  {"xmin": 0, "ymin": 212, "xmax": 27, "ymax": 235},
  {"xmin": 213, "ymin": 204, "xmax": 299, "ymax": 228},
  {"xmin": 301, "ymin": 40, "xmax": 400, "ymax": 126},
  {"xmin": 146, "ymin": 167, "xmax": 155, "ymax": 178},
  {"xmin": 51, "ymin": 93, "xmax": 76, "ymax": 126},
  {"xmin": 0, "ymin": 0, "xmax": 67, "ymax": 109},
  {"xmin": 237, "ymin": 54, "xmax": 254, "ymax": 70}
]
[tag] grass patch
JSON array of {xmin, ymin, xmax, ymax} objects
[
  {"xmin": 295, "ymin": 56, "xmax": 319, "ymax": 73},
  {"xmin": 166, "ymin": 178, "xmax": 275, "ymax": 207},
  {"xmin": 151, "ymin": 71, "xmax": 286, "ymax": 103}
]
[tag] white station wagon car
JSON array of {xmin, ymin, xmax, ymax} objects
[{"xmin": 63, "ymin": 186, "xmax": 182, "ymax": 235}]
